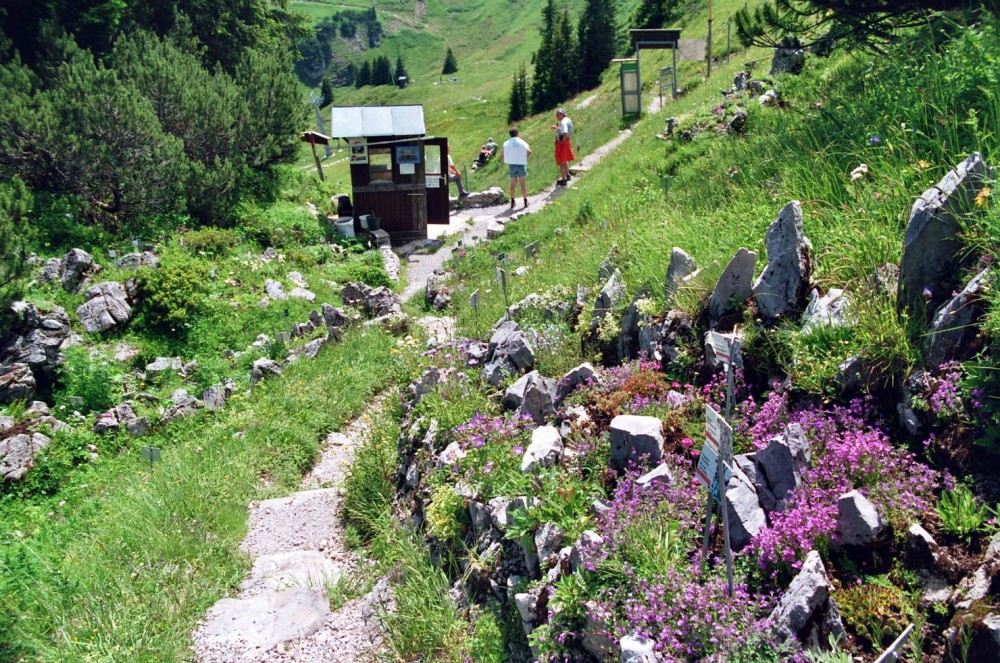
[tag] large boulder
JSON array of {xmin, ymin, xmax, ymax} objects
[
  {"xmin": 251, "ymin": 358, "xmax": 283, "ymax": 383},
  {"xmin": 76, "ymin": 282, "xmax": 132, "ymax": 333},
  {"xmin": 503, "ymin": 370, "xmax": 558, "ymax": 423},
  {"xmin": 899, "ymin": 152, "xmax": 994, "ymax": 318},
  {"xmin": 557, "ymin": 363, "xmax": 596, "ymax": 401},
  {"xmin": 0, "ymin": 432, "xmax": 50, "ymax": 481},
  {"xmin": 114, "ymin": 251, "xmax": 158, "ymax": 270},
  {"xmin": 925, "ymin": 269, "xmax": 991, "ymax": 366},
  {"xmin": 770, "ymin": 550, "xmax": 845, "ymax": 647},
  {"xmin": 609, "ymin": 415, "xmax": 664, "ymax": 471},
  {"xmin": 483, "ymin": 321, "xmax": 535, "ymax": 386},
  {"xmin": 620, "ymin": 633, "xmax": 657, "ymax": 663},
  {"xmin": 708, "ymin": 248, "xmax": 756, "ymax": 328},
  {"xmin": 752, "ymin": 201, "xmax": 812, "ymax": 323}
]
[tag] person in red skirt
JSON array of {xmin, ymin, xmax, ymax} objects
[{"xmin": 550, "ymin": 108, "xmax": 574, "ymax": 185}]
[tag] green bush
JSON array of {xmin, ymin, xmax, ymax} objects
[
  {"xmin": 937, "ymin": 485, "xmax": 989, "ymax": 541},
  {"xmin": 238, "ymin": 201, "xmax": 325, "ymax": 248},
  {"xmin": 134, "ymin": 255, "xmax": 211, "ymax": 332},
  {"xmin": 181, "ymin": 227, "xmax": 240, "ymax": 256},
  {"xmin": 57, "ymin": 346, "xmax": 120, "ymax": 413},
  {"xmin": 328, "ymin": 251, "xmax": 392, "ymax": 289}
]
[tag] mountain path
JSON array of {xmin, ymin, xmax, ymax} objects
[{"xmin": 190, "ymin": 122, "xmax": 635, "ymax": 661}]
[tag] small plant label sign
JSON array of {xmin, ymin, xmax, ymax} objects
[
  {"xmin": 471, "ymin": 289, "xmax": 480, "ymax": 312},
  {"xmin": 707, "ymin": 330, "xmax": 743, "ymax": 369},
  {"xmin": 874, "ymin": 624, "xmax": 914, "ymax": 663},
  {"xmin": 140, "ymin": 446, "xmax": 161, "ymax": 472},
  {"xmin": 524, "ymin": 241, "xmax": 538, "ymax": 260},
  {"xmin": 495, "ymin": 267, "xmax": 507, "ymax": 290},
  {"xmin": 696, "ymin": 404, "xmax": 734, "ymax": 499},
  {"xmin": 275, "ymin": 331, "xmax": 291, "ymax": 344}
]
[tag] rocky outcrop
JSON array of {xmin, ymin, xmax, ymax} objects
[
  {"xmin": 503, "ymin": 371, "xmax": 558, "ymax": 423},
  {"xmin": 770, "ymin": 550, "xmax": 845, "ymax": 647},
  {"xmin": 76, "ymin": 282, "xmax": 133, "ymax": 333},
  {"xmin": 609, "ymin": 415, "xmax": 663, "ymax": 471},
  {"xmin": 0, "ymin": 432, "xmax": 50, "ymax": 481},
  {"xmin": 40, "ymin": 248, "xmax": 99, "ymax": 293},
  {"xmin": 752, "ymin": 201, "xmax": 812, "ymax": 323},
  {"xmin": 483, "ymin": 321, "xmax": 535, "ymax": 386}
]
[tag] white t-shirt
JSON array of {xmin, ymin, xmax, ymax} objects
[
  {"xmin": 502, "ymin": 137, "xmax": 530, "ymax": 165},
  {"xmin": 558, "ymin": 116, "xmax": 573, "ymax": 139}
]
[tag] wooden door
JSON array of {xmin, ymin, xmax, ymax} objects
[
  {"xmin": 351, "ymin": 140, "xmax": 428, "ymax": 244},
  {"xmin": 424, "ymin": 137, "xmax": 450, "ymax": 224}
]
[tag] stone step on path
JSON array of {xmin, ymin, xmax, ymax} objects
[{"xmin": 191, "ymin": 401, "xmax": 392, "ymax": 662}]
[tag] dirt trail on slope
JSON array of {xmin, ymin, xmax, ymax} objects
[{"xmin": 191, "ymin": 121, "xmax": 635, "ymax": 661}]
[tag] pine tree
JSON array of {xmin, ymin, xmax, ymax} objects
[
  {"xmin": 320, "ymin": 77, "xmax": 334, "ymax": 106},
  {"xmin": 552, "ymin": 8, "xmax": 578, "ymax": 100},
  {"xmin": 441, "ymin": 47, "xmax": 458, "ymax": 75},
  {"xmin": 371, "ymin": 55, "xmax": 393, "ymax": 86},
  {"xmin": 507, "ymin": 63, "xmax": 529, "ymax": 124},
  {"xmin": 577, "ymin": 0, "xmax": 618, "ymax": 90},
  {"xmin": 530, "ymin": 0, "xmax": 557, "ymax": 113},
  {"xmin": 0, "ymin": 178, "xmax": 34, "ymax": 334},
  {"xmin": 356, "ymin": 60, "xmax": 372, "ymax": 87},
  {"xmin": 394, "ymin": 55, "xmax": 408, "ymax": 87}
]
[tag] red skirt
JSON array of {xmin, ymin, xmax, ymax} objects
[{"xmin": 555, "ymin": 138, "xmax": 575, "ymax": 164}]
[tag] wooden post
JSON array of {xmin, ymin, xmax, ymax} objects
[
  {"xmin": 309, "ymin": 134, "xmax": 325, "ymax": 181},
  {"xmin": 707, "ymin": 0, "xmax": 713, "ymax": 77}
]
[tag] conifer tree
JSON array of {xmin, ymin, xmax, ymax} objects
[
  {"xmin": 441, "ymin": 47, "xmax": 458, "ymax": 75},
  {"xmin": 394, "ymin": 55, "xmax": 408, "ymax": 87},
  {"xmin": 0, "ymin": 178, "xmax": 33, "ymax": 333},
  {"xmin": 508, "ymin": 63, "xmax": 530, "ymax": 124},
  {"xmin": 577, "ymin": 0, "xmax": 618, "ymax": 90},
  {"xmin": 552, "ymin": 8, "xmax": 578, "ymax": 100},
  {"xmin": 356, "ymin": 60, "xmax": 372, "ymax": 87},
  {"xmin": 371, "ymin": 55, "xmax": 393, "ymax": 86},
  {"xmin": 530, "ymin": 0, "xmax": 558, "ymax": 113}
]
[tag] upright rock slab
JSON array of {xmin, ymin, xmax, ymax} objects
[
  {"xmin": 770, "ymin": 550, "xmax": 845, "ymax": 647},
  {"xmin": 835, "ymin": 490, "xmax": 884, "ymax": 547},
  {"xmin": 664, "ymin": 247, "xmax": 697, "ymax": 300},
  {"xmin": 753, "ymin": 201, "xmax": 812, "ymax": 323},
  {"xmin": 925, "ymin": 269, "xmax": 991, "ymax": 366},
  {"xmin": 503, "ymin": 371, "xmax": 558, "ymax": 423},
  {"xmin": 899, "ymin": 152, "xmax": 994, "ymax": 318},
  {"xmin": 726, "ymin": 466, "xmax": 767, "ymax": 550},
  {"xmin": 708, "ymin": 248, "xmax": 756, "ymax": 328}
]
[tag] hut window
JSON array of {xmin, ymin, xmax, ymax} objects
[{"xmin": 369, "ymin": 149, "xmax": 393, "ymax": 182}]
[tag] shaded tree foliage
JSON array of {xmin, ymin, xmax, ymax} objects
[
  {"xmin": 531, "ymin": 0, "xmax": 577, "ymax": 113},
  {"xmin": 0, "ymin": 178, "xmax": 34, "ymax": 332},
  {"xmin": 631, "ymin": 0, "xmax": 686, "ymax": 30},
  {"xmin": 508, "ymin": 63, "xmax": 530, "ymax": 124},
  {"xmin": 442, "ymin": 47, "xmax": 458, "ymax": 75},
  {"xmin": 356, "ymin": 60, "xmax": 372, "ymax": 87},
  {"xmin": 371, "ymin": 55, "xmax": 393, "ymax": 86},
  {"xmin": 395, "ymin": 55, "xmax": 408, "ymax": 87},
  {"xmin": 0, "ymin": 7, "xmax": 305, "ymax": 231},
  {"xmin": 734, "ymin": 0, "xmax": 996, "ymax": 51},
  {"xmin": 577, "ymin": 0, "xmax": 618, "ymax": 90}
]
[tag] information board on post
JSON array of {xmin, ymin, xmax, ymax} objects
[{"xmin": 696, "ymin": 404, "xmax": 733, "ymax": 498}]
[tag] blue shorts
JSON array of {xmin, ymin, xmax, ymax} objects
[{"xmin": 508, "ymin": 164, "xmax": 527, "ymax": 178}]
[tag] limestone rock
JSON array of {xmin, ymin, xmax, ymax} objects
[
  {"xmin": 194, "ymin": 587, "xmax": 330, "ymax": 653},
  {"xmin": 708, "ymin": 248, "xmax": 756, "ymax": 327},
  {"xmin": 925, "ymin": 268, "xmax": 990, "ymax": 366},
  {"xmin": 802, "ymin": 288, "xmax": 851, "ymax": 334},
  {"xmin": 0, "ymin": 363, "xmax": 36, "ymax": 404},
  {"xmin": 535, "ymin": 522, "xmax": 565, "ymax": 568},
  {"xmin": 77, "ymin": 282, "xmax": 132, "ymax": 333},
  {"xmin": 252, "ymin": 358, "xmax": 283, "ymax": 383},
  {"xmin": 665, "ymin": 247, "xmax": 697, "ymax": 300},
  {"xmin": 726, "ymin": 466, "xmax": 767, "ymax": 550},
  {"xmin": 899, "ymin": 152, "xmax": 994, "ymax": 317},
  {"xmin": 0, "ymin": 432, "xmax": 50, "ymax": 481},
  {"xmin": 146, "ymin": 357, "xmax": 182, "ymax": 373},
  {"xmin": 770, "ymin": 45, "xmax": 805, "ymax": 75},
  {"xmin": 557, "ymin": 363, "xmax": 596, "ymax": 401},
  {"xmin": 753, "ymin": 201, "xmax": 812, "ymax": 323},
  {"xmin": 609, "ymin": 415, "xmax": 664, "ymax": 471},
  {"xmin": 503, "ymin": 370, "xmax": 558, "ymax": 423},
  {"xmin": 835, "ymin": 490, "xmax": 884, "ymax": 547},
  {"xmin": 754, "ymin": 423, "xmax": 810, "ymax": 513},
  {"xmin": 770, "ymin": 550, "xmax": 845, "ymax": 647},
  {"xmin": 483, "ymin": 321, "xmax": 535, "ymax": 386},
  {"xmin": 521, "ymin": 425, "xmax": 563, "ymax": 473},
  {"xmin": 620, "ymin": 633, "xmax": 657, "ymax": 663}
]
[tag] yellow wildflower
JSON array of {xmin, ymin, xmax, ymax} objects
[{"xmin": 976, "ymin": 187, "xmax": 991, "ymax": 208}]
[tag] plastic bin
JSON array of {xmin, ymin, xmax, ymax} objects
[
  {"xmin": 334, "ymin": 216, "xmax": 355, "ymax": 238},
  {"xmin": 358, "ymin": 213, "xmax": 380, "ymax": 231}
]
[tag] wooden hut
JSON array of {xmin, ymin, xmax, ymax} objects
[{"xmin": 330, "ymin": 105, "xmax": 450, "ymax": 245}]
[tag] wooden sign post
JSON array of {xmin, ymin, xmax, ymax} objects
[{"xmin": 299, "ymin": 131, "xmax": 332, "ymax": 181}]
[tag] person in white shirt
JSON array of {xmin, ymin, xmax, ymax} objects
[
  {"xmin": 447, "ymin": 148, "xmax": 468, "ymax": 198},
  {"xmin": 549, "ymin": 108, "xmax": 574, "ymax": 185},
  {"xmin": 501, "ymin": 127, "xmax": 532, "ymax": 209}
]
